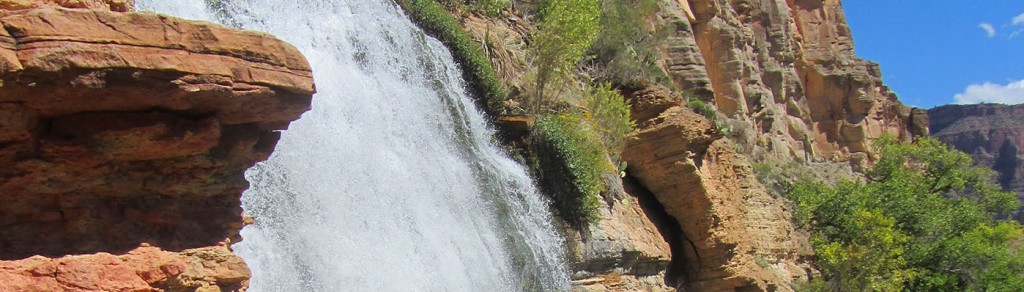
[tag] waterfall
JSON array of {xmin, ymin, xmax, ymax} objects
[{"xmin": 137, "ymin": 1, "xmax": 570, "ymax": 290}]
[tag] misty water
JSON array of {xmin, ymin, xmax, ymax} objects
[{"xmin": 136, "ymin": 0, "xmax": 570, "ymax": 290}]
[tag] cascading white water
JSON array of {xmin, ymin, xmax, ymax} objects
[{"xmin": 137, "ymin": 0, "xmax": 570, "ymax": 290}]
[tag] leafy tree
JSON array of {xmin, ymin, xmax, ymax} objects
[
  {"xmin": 531, "ymin": 0, "xmax": 601, "ymax": 113},
  {"xmin": 789, "ymin": 137, "xmax": 1024, "ymax": 291},
  {"xmin": 815, "ymin": 209, "xmax": 914, "ymax": 291}
]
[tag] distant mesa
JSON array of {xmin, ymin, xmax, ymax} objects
[{"xmin": 930, "ymin": 103, "xmax": 1024, "ymax": 221}]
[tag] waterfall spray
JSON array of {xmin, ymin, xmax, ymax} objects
[{"xmin": 138, "ymin": 0, "xmax": 570, "ymax": 290}]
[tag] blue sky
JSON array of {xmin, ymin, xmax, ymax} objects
[{"xmin": 844, "ymin": 1, "xmax": 1024, "ymax": 108}]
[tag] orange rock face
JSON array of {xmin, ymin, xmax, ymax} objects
[
  {"xmin": 622, "ymin": 86, "xmax": 812, "ymax": 291},
  {"xmin": 0, "ymin": 246, "xmax": 249, "ymax": 292},
  {"xmin": 0, "ymin": 0, "xmax": 133, "ymax": 12},
  {"xmin": 0, "ymin": 7, "xmax": 312, "ymax": 286},
  {"xmin": 662, "ymin": 0, "xmax": 926, "ymax": 164}
]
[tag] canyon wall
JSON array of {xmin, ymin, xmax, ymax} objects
[
  {"xmin": 622, "ymin": 86, "xmax": 813, "ymax": 291},
  {"xmin": 458, "ymin": 0, "xmax": 921, "ymax": 290},
  {"xmin": 660, "ymin": 0, "xmax": 927, "ymax": 165},
  {"xmin": 930, "ymin": 104, "xmax": 1024, "ymax": 221},
  {"xmin": 0, "ymin": 1, "xmax": 314, "ymax": 290},
  {"xmin": 630, "ymin": 1, "xmax": 927, "ymax": 288},
  {"xmin": 0, "ymin": 0, "xmax": 925, "ymax": 290}
]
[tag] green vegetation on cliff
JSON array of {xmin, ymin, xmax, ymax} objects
[
  {"xmin": 532, "ymin": 113, "xmax": 610, "ymax": 229},
  {"xmin": 584, "ymin": 83, "xmax": 635, "ymax": 157},
  {"xmin": 589, "ymin": 0, "xmax": 666, "ymax": 88},
  {"xmin": 531, "ymin": 0, "xmax": 601, "ymax": 112},
  {"xmin": 790, "ymin": 137, "xmax": 1024, "ymax": 291},
  {"xmin": 437, "ymin": 0, "xmax": 510, "ymax": 17},
  {"xmin": 397, "ymin": 0, "xmax": 642, "ymax": 228},
  {"xmin": 395, "ymin": 0, "xmax": 507, "ymax": 115},
  {"xmin": 530, "ymin": 84, "xmax": 634, "ymax": 228}
]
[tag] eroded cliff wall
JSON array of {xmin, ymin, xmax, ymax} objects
[
  {"xmin": 0, "ymin": 1, "xmax": 314, "ymax": 290},
  {"xmin": 626, "ymin": 2, "xmax": 928, "ymax": 288},
  {"xmin": 661, "ymin": 0, "xmax": 927, "ymax": 164}
]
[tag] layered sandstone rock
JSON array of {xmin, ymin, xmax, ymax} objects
[
  {"xmin": 622, "ymin": 86, "xmax": 812, "ymax": 291},
  {"xmin": 659, "ymin": 0, "xmax": 925, "ymax": 164},
  {"xmin": 930, "ymin": 104, "xmax": 1024, "ymax": 221},
  {"xmin": 0, "ymin": 3, "xmax": 313, "ymax": 290},
  {"xmin": 568, "ymin": 177, "xmax": 674, "ymax": 291},
  {"xmin": 0, "ymin": 245, "xmax": 249, "ymax": 292},
  {"xmin": 0, "ymin": 0, "xmax": 133, "ymax": 12}
]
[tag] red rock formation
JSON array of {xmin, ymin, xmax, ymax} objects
[
  {"xmin": 661, "ymin": 0, "xmax": 926, "ymax": 164},
  {"xmin": 622, "ymin": 86, "xmax": 812, "ymax": 291},
  {"xmin": 0, "ymin": 0, "xmax": 133, "ymax": 12},
  {"xmin": 0, "ymin": 2, "xmax": 313, "ymax": 290},
  {"xmin": 0, "ymin": 246, "xmax": 249, "ymax": 292}
]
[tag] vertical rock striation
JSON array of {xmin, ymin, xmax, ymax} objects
[
  {"xmin": 659, "ymin": 0, "xmax": 926, "ymax": 163},
  {"xmin": 0, "ymin": 2, "xmax": 314, "ymax": 290},
  {"xmin": 604, "ymin": 0, "xmax": 924, "ymax": 289},
  {"xmin": 622, "ymin": 86, "xmax": 812, "ymax": 291}
]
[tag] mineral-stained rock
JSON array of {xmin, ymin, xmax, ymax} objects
[
  {"xmin": 622, "ymin": 86, "xmax": 813, "ymax": 291},
  {"xmin": 0, "ymin": 6, "xmax": 313, "ymax": 261},
  {"xmin": 0, "ymin": 245, "xmax": 250, "ymax": 292},
  {"xmin": 930, "ymin": 104, "xmax": 1024, "ymax": 221}
]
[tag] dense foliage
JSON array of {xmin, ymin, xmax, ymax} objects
[
  {"xmin": 790, "ymin": 137, "xmax": 1024, "ymax": 291},
  {"xmin": 437, "ymin": 0, "xmax": 510, "ymax": 17},
  {"xmin": 395, "ymin": 0, "xmax": 507, "ymax": 115},
  {"xmin": 588, "ymin": 0, "xmax": 667, "ymax": 87},
  {"xmin": 532, "ymin": 113, "xmax": 612, "ymax": 229},
  {"xmin": 531, "ymin": 0, "xmax": 601, "ymax": 112}
]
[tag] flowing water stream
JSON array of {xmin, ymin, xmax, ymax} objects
[{"xmin": 136, "ymin": 1, "xmax": 570, "ymax": 290}]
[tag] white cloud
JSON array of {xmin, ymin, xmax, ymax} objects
[
  {"xmin": 1011, "ymin": 13, "xmax": 1024, "ymax": 38},
  {"xmin": 954, "ymin": 80, "xmax": 1024, "ymax": 104},
  {"xmin": 979, "ymin": 22, "xmax": 997, "ymax": 37}
]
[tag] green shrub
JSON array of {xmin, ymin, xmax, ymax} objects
[
  {"xmin": 685, "ymin": 97, "xmax": 716, "ymax": 118},
  {"xmin": 437, "ymin": 0, "xmax": 510, "ymax": 17},
  {"xmin": 531, "ymin": 0, "xmax": 601, "ymax": 113},
  {"xmin": 395, "ymin": 0, "xmax": 507, "ymax": 115},
  {"xmin": 531, "ymin": 113, "xmax": 612, "ymax": 229},
  {"xmin": 583, "ymin": 83, "xmax": 635, "ymax": 157},
  {"xmin": 789, "ymin": 137, "xmax": 1024, "ymax": 291},
  {"xmin": 588, "ymin": 0, "xmax": 668, "ymax": 88},
  {"xmin": 684, "ymin": 96, "xmax": 736, "ymax": 135}
]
